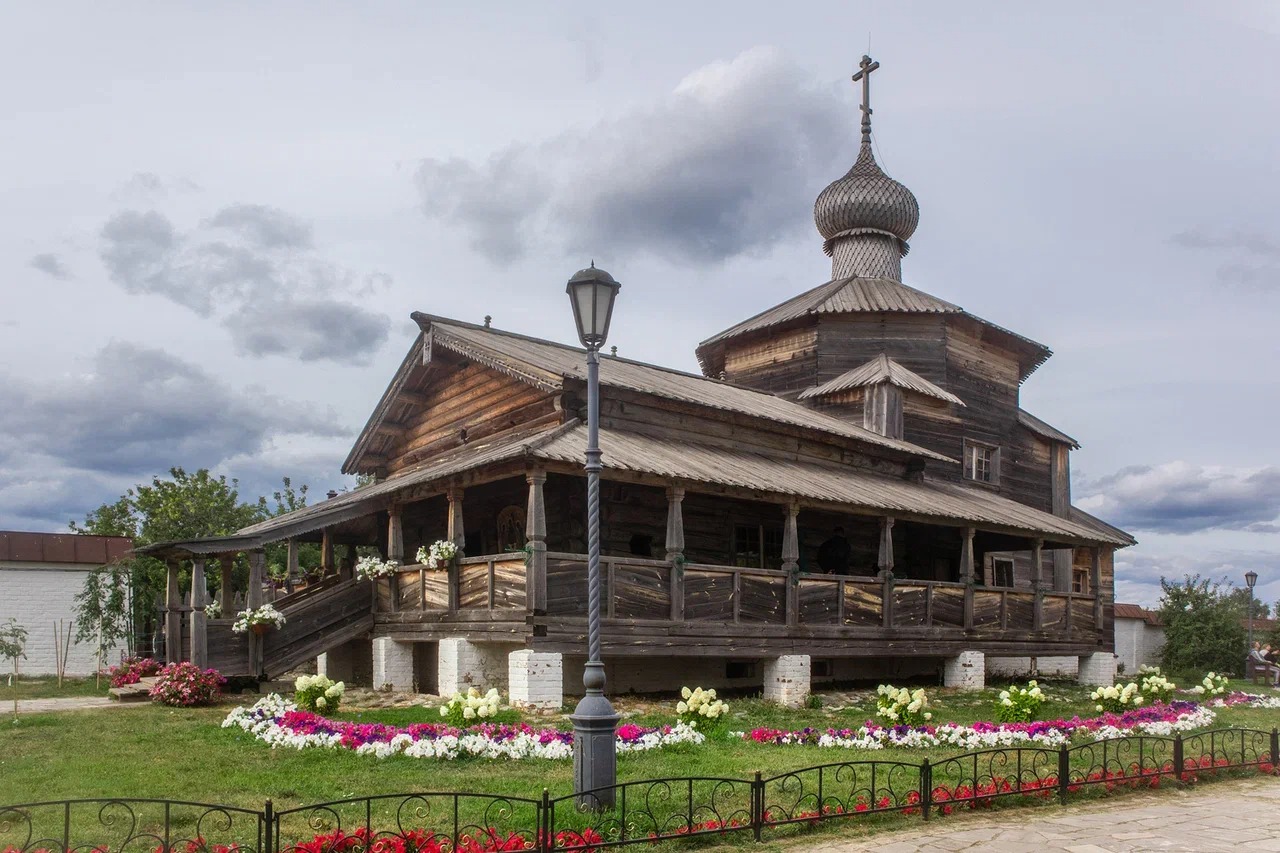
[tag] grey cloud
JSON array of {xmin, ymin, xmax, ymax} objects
[
  {"xmin": 0, "ymin": 342, "xmax": 349, "ymax": 478},
  {"xmin": 208, "ymin": 203, "xmax": 313, "ymax": 250},
  {"xmin": 1113, "ymin": 550, "xmax": 1279, "ymax": 608},
  {"xmin": 227, "ymin": 298, "xmax": 390, "ymax": 365},
  {"xmin": 98, "ymin": 204, "xmax": 392, "ymax": 361},
  {"xmin": 1076, "ymin": 461, "xmax": 1280, "ymax": 534},
  {"xmin": 416, "ymin": 47, "xmax": 845, "ymax": 265},
  {"xmin": 111, "ymin": 171, "xmax": 202, "ymax": 201},
  {"xmin": 1172, "ymin": 228, "xmax": 1280, "ymax": 290},
  {"xmin": 29, "ymin": 252, "xmax": 71, "ymax": 280}
]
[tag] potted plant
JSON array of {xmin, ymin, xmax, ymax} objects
[
  {"xmin": 232, "ymin": 604, "xmax": 287, "ymax": 636},
  {"xmin": 417, "ymin": 540, "xmax": 458, "ymax": 570}
]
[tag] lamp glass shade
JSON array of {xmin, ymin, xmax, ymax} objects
[
  {"xmin": 1246, "ymin": 570, "xmax": 1258, "ymax": 590},
  {"xmin": 566, "ymin": 269, "xmax": 620, "ymax": 348}
]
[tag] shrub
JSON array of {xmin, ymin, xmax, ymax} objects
[
  {"xmin": 805, "ymin": 693, "xmax": 824, "ymax": 709},
  {"xmin": 294, "ymin": 674, "xmax": 345, "ymax": 714},
  {"xmin": 677, "ymin": 686, "xmax": 729, "ymax": 737},
  {"xmin": 105, "ymin": 656, "xmax": 162, "ymax": 688},
  {"xmin": 1091, "ymin": 681, "xmax": 1144, "ymax": 714},
  {"xmin": 1140, "ymin": 673, "xmax": 1177, "ymax": 704},
  {"xmin": 994, "ymin": 680, "xmax": 1045, "ymax": 723},
  {"xmin": 1187, "ymin": 672, "xmax": 1230, "ymax": 697},
  {"xmin": 876, "ymin": 685, "xmax": 932, "ymax": 726},
  {"xmin": 439, "ymin": 687, "xmax": 501, "ymax": 726},
  {"xmin": 149, "ymin": 662, "xmax": 224, "ymax": 707}
]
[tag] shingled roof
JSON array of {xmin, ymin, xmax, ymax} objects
[
  {"xmin": 695, "ymin": 275, "xmax": 1052, "ymax": 382},
  {"xmin": 797, "ymin": 353, "xmax": 965, "ymax": 406}
]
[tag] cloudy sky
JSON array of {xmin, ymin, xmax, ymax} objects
[{"xmin": 2, "ymin": 2, "xmax": 1277, "ymax": 607}]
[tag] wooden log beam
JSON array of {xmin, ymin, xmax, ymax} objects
[
  {"xmin": 960, "ymin": 527, "xmax": 975, "ymax": 631},
  {"xmin": 219, "ymin": 555, "xmax": 234, "ymax": 616},
  {"xmin": 877, "ymin": 516, "xmax": 895, "ymax": 577},
  {"xmin": 1092, "ymin": 547, "xmax": 1105, "ymax": 630},
  {"xmin": 1031, "ymin": 539, "xmax": 1045, "ymax": 632},
  {"xmin": 447, "ymin": 486, "xmax": 465, "ymax": 611},
  {"xmin": 164, "ymin": 560, "xmax": 182, "ymax": 664}
]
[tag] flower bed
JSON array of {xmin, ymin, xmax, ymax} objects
[
  {"xmin": 223, "ymin": 695, "xmax": 703, "ymax": 760},
  {"xmin": 744, "ymin": 700, "xmax": 1216, "ymax": 750}
]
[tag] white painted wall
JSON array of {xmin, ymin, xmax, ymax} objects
[
  {"xmin": 1114, "ymin": 617, "xmax": 1164, "ymax": 676},
  {"xmin": 0, "ymin": 562, "xmax": 123, "ymax": 675}
]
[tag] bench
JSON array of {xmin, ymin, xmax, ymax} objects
[{"xmin": 1246, "ymin": 659, "xmax": 1279, "ymax": 685}]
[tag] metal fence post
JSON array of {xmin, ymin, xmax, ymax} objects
[
  {"xmin": 1272, "ymin": 729, "xmax": 1279, "ymax": 773},
  {"xmin": 539, "ymin": 788, "xmax": 551, "ymax": 853},
  {"xmin": 1173, "ymin": 734, "xmax": 1184, "ymax": 783},
  {"xmin": 752, "ymin": 770, "xmax": 764, "ymax": 842},
  {"xmin": 263, "ymin": 799, "xmax": 274, "ymax": 853},
  {"xmin": 1058, "ymin": 745, "xmax": 1070, "ymax": 804},
  {"xmin": 921, "ymin": 759, "xmax": 932, "ymax": 821}
]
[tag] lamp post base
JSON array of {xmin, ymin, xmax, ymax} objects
[{"xmin": 571, "ymin": 664, "xmax": 619, "ymax": 810}]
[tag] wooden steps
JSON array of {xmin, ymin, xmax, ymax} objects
[{"xmin": 108, "ymin": 676, "xmax": 158, "ymax": 702}]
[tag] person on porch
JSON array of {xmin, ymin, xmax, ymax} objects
[{"xmin": 816, "ymin": 527, "xmax": 852, "ymax": 575}]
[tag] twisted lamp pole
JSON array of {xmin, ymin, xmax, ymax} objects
[
  {"xmin": 565, "ymin": 263, "xmax": 621, "ymax": 809},
  {"xmin": 1246, "ymin": 570, "xmax": 1258, "ymax": 676}
]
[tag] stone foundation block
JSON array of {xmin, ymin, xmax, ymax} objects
[
  {"xmin": 943, "ymin": 650, "xmax": 985, "ymax": 691},
  {"xmin": 1077, "ymin": 651, "xmax": 1117, "ymax": 686},
  {"xmin": 372, "ymin": 637, "xmax": 414, "ymax": 692},
  {"xmin": 438, "ymin": 637, "xmax": 509, "ymax": 696},
  {"xmin": 763, "ymin": 654, "xmax": 810, "ymax": 707},
  {"xmin": 508, "ymin": 649, "xmax": 563, "ymax": 710}
]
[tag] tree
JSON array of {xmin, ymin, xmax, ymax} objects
[
  {"xmin": 1224, "ymin": 587, "xmax": 1270, "ymax": 621},
  {"xmin": 0, "ymin": 618, "xmax": 28, "ymax": 719},
  {"xmin": 72, "ymin": 468, "xmax": 306, "ymax": 657},
  {"xmin": 1158, "ymin": 574, "xmax": 1247, "ymax": 676}
]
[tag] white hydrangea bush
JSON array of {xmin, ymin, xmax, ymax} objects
[
  {"xmin": 1091, "ymin": 681, "xmax": 1144, "ymax": 714},
  {"xmin": 676, "ymin": 686, "xmax": 730, "ymax": 736},
  {"xmin": 439, "ymin": 687, "xmax": 501, "ymax": 725},
  {"xmin": 295, "ymin": 673, "xmax": 345, "ymax": 714},
  {"xmin": 1188, "ymin": 672, "xmax": 1230, "ymax": 697},
  {"xmin": 875, "ymin": 685, "xmax": 932, "ymax": 726}
]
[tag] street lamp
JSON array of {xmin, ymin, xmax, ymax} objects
[
  {"xmin": 566, "ymin": 263, "xmax": 621, "ymax": 809},
  {"xmin": 1246, "ymin": 570, "xmax": 1259, "ymax": 676}
]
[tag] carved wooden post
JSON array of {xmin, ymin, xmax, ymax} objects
[
  {"xmin": 219, "ymin": 555, "xmax": 234, "ymax": 616},
  {"xmin": 782, "ymin": 501, "xmax": 800, "ymax": 627},
  {"xmin": 960, "ymin": 527, "xmax": 976, "ymax": 631},
  {"xmin": 190, "ymin": 559, "xmax": 208, "ymax": 669},
  {"xmin": 387, "ymin": 506, "xmax": 403, "ymax": 612},
  {"xmin": 447, "ymin": 486, "xmax": 465, "ymax": 612},
  {"xmin": 1031, "ymin": 539, "xmax": 1045, "ymax": 631},
  {"xmin": 247, "ymin": 550, "xmax": 266, "ymax": 677},
  {"xmin": 165, "ymin": 560, "xmax": 182, "ymax": 663},
  {"xmin": 526, "ymin": 470, "xmax": 548, "ymax": 615},
  {"xmin": 666, "ymin": 486, "xmax": 686, "ymax": 622},
  {"xmin": 877, "ymin": 517, "xmax": 895, "ymax": 627},
  {"xmin": 1092, "ymin": 547, "xmax": 1105, "ymax": 630}
]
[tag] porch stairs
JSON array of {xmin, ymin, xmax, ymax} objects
[{"xmin": 206, "ymin": 576, "xmax": 374, "ymax": 680}]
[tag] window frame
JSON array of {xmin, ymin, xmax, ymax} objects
[
  {"xmin": 731, "ymin": 522, "xmax": 784, "ymax": 570},
  {"xmin": 992, "ymin": 557, "xmax": 1015, "ymax": 588},
  {"xmin": 963, "ymin": 439, "xmax": 1001, "ymax": 485}
]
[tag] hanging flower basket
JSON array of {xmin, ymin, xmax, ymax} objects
[{"xmin": 250, "ymin": 623, "xmax": 272, "ymax": 637}]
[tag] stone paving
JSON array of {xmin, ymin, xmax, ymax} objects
[
  {"xmin": 13, "ymin": 696, "xmax": 145, "ymax": 713},
  {"xmin": 811, "ymin": 776, "xmax": 1280, "ymax": 852}
]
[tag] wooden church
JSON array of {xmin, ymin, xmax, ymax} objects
[{"xmin": 144, "ymin": 57, "xmax": 1133, "ymax": 705}]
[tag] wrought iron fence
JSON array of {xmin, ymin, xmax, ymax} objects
[{"xmin": 2, "ymin": 729, "xmax": 1275, "ymax": 853}]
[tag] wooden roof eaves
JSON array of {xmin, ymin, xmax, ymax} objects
[
  {"xmin": 1017, "ymin": 409, "xmax": 1081, "ymax": 450},
  {"xmin": 427, "ymin": 325, "xmax": 563, "ymax": 394},
  {"xmin": 341, "ymin": 330, "xmax": 429, "ymax": 475}
]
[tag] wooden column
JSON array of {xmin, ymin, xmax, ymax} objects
[
  {"xmin": 447, "ymin": 486, "xmax": 465, "ymax": 611},
  {"xmin": 246, "ymin": 550, "xmax": 266, "ymax": 678},
  {"xmin": 190, "ymin": 559, "xmax": 208, "ymax": 669},
  {"xmin": 877, "ymin": 517, "xmax": 895, "ymax": 577},
  {"xmin": 1031, "ymin": 539, "xmax": 1045, "ymax": 631},
  {"xmin": 960, "ymin": 527, "xmax": 976, "ymax": 631},
  {"xmin": 782, "ymin": 501, "xmax": 800, "ymax": 627},
  {"xmin": 526, "ymin": 470, "xmax": 548, "ymax": 615},
  {"xmin": 1092, "ymin": 547, "xmax": 1105, "ymax": 629},
  {"xmin": 219, "ymin": 555, "xmax": 234, "ymax": 616},
  {"xmin": 286, "ymin": 538, "xmax": 299, "ymax": 581},
  {"xmin": 387, "ymin": 506, "xmax": 404, "ymax": 563},
  {"xmin": 321, "ymin": 528, "xmax": 335, "ymax": 575},
  {"xmin": 164, "ymin": 560, "xmax": 182, "ymax": 664},
  {"xmin": 665, "ymin": 486, "xmax": 686, "ymax": 622}
]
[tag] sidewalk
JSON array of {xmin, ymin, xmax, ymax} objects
[
  {"xmin": 12, "ymin": 696, "xmax": 145, "ymax": 713},
  {"xmin": 810, "ymin": 776, "xmax": 1280, "ymax": 853}
]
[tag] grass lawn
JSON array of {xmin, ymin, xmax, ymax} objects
[
  {"xmin": 1, "ymin": 679, "xmax": 1277, "ymax": 849},
  {"xmin": 5, "ymin": 675, "xmax": 110, "ymax": 700}
]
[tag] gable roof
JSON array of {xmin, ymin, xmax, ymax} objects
[
  {"xmin": 1069, "ymin": 506, "xmax": 1137, "ymax": 547},
  {"xmin": 695, "ymin": 275, "xmax": 1052, "ymax": 382},
  {"xmin": 373, "ymin": 314, "xmax": 954, "ymax": 465},
  {"xmin": 1018, "ymin": 409, "xmax": 1081, "ymax": 449},
  {"xmin": 1114, "ymin": 603, "xmax": 1162, "ymax": 626},
  {"xmin": 797, "ymin": 353, "xmax": 965, "ymax": 406}
]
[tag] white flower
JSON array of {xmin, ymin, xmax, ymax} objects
[{"xmin": 316, "ymin": 696, "xmax": 327, "ymax": 709}]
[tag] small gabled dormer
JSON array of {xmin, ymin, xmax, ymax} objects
[{"xmin": 797, "ymin": 353, "xmax": 964, "ymax": 440}]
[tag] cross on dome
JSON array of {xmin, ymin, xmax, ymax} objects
[{"xmin": 852, "ymin": 54, "xmax": 880, "ymax": 145}]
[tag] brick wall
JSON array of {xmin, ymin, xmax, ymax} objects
[
  {"xmin": 0, "ymin": 563, "xmax": 123, "ymax": 675},
  {"xmin": 1114, "ymin": 618, "xmax": 1164, "ymax": 675}
]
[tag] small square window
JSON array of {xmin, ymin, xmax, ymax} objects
[
  {"xmin": 964, "ymin": 440, "xmax": 1000, "ymax": 484},
  {"xmin": 812, "ymin": 659, "xmax": 833, "ymax": 678},
  {"xmin": 1073, "ymin": 568, "xmax": 1089, "ymax": 594},
  {"xmin": 993, "ymin": 558, "xmax": 1015, "ymax": 588},
  {"xmin": 726, "ymin": 660, "xmax": 757, "ymax": 679}
]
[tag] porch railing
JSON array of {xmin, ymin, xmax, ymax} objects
[{"xmin": 373, "ymin": 552, "xmax": 1099, "ymax": 643}]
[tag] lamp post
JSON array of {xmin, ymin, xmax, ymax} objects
[
  {"xmin": 565, "ymin": 262, "xmax": 621, "ymax": 809},
  {"xmin": 1246, "ymin": 570, "xmax": 1259, "ymax": 675}
]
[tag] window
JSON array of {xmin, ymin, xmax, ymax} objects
[
  {"xmin": 964, "ymin": 440, "xmax": 1000, "ymax": 484},
  {"xmin": 732, "ymin": 523, "xmax": 783, "ymax": 569},
  {"xmin": 993, "ymin": 557, "xmax": 1015, "ymax": 588},
  {"xmin": 725, "ymin": 660, "xmax": 758, "ymax": 679},
  {"xmin": 1073, "ymin": 568, "xmax": 1090, "ymax": 594}
]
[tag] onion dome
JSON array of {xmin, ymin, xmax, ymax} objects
[{"xmin": 814, "ymin": 140, "xmax": 919, "ymax": 255}]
